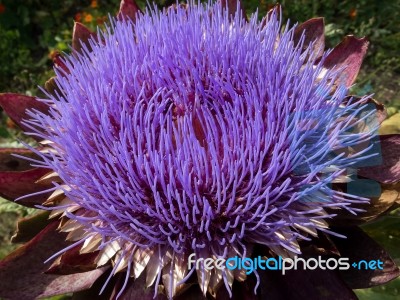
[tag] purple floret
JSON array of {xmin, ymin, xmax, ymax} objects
[{"xmin": 25, "ymin": 1, "xmax": 378, "ymax": 297}]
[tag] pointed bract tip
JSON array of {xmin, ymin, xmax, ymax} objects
[
  {"xmin": 117, "ymin": 0, "xmax": 141, "ymax": 22},
  {"xmin": 72, "ymin": 22, "xmax": 95, "ymax": 54},
  {"xmin": 0, "ymin": 93, "xmax": 49, "ymax": 137},
  {"xmin": 323, "ymin": 35, "xmax": 369, "ymax": 88},
  {"xmin": 294, "ymin": 17, "xmax": 325, "ymax": 58},
  {"xmin": 220, "ymin": 0, "xmax": 247, "ymax": 20}
]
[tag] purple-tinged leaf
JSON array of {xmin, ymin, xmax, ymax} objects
[
  {"xmin": 11, "ymin": 211, "xmax": 51, "ymax": 244},
  {"xmin": 0, "ymin": 168, "xmax": 53, "ymax": 207},
  {"xmin": 328, "ymin": 182, "xmax": 400, "ymax": 226},
  {"xmin": 174, "ymin": 285, "xmax": 211, "ymax": 300},
  {"xmin": 117, "ymin": 0, "xmax": 141, "ymax": 21},
  {"xmin": 343, "ymin": 95, "xmax": 387, "ymax": 124},
  {"xmin": 260, "ymin": 4, "xmax": 281, "ymax": 28},
  {"xmin": 294, "ymin": 18, "xmax": 325, "ymax": 59},
  {"xmin": 269, "ymin": 269, "xmax": 356, "ymax": 299},
  {"xmin": 249, "ymin": 245, "xmax": 356, "ymax": 299},
  {"xmin": 111, "ymin": 272, "xmax": 167, "ymax": 300},
  {"xmin": 0, "ymin": 148, "xmax": 40, "ymax": 172},
  {"xmin": 331, "ymin": 226, "xmax": 400, "ymax": 288},
  {"xmin": 220, "ymin": 0, "xmax": 246, "ymax": 19},
  {"xmin": 300, "ymin": 233, "xmax": 340, "ymax": 256},
  {"xmin": 323, "ymin": 35, "xmax": 369, "ymax": 88},
  {"xmin": 367, "ymin": 98, "xmax": 387, "ymax": 124},
  {"xmin": 53, "ymin": 52, "xmax": 70, "ymax": 75},
  {"xmin": 256, "ymin": 266, "xmax": 356, "ymax": 299},
  {"xmin": 72, "ymin": 22, "xmax": 95, "ymax": 54},
  {"xmin": 72, "ymin": 271, "xmax": 117, "ymax": 300},
  {"xmin": 358, "ymin": 134, "xmax": 400, "ymax": 184},
  {"xmin": 213, "ymin": 279, "xmax": 259, "ymax": 300},
  {"xmin": 46, "ymin": 244, "xmax": 99, "ymax": 275},
  {"xmin": 0, "ymin": 222, "xmax": 107, "ymax": 299},
  {"xmin": 0, "ymin": 93, "xmax": 49, "ymax": 134}
]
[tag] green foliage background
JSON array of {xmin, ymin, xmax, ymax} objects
[{"xmin": 0, "ymin": 1, "xmax": 399, "ymax": 299}]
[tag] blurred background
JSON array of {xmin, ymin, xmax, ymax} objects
[{"xmin": 0, "ymin": 1, "xmax": 399, "ymax": 299}]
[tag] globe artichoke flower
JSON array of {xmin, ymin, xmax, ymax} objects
[{"xmin": 0, "ymin": 1, "xmax": 399, "ymax": 299}]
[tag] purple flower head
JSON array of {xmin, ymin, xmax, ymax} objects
[{"xmin": 22, "ymin": 1, "xmax": 379, "ymax": 298}]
